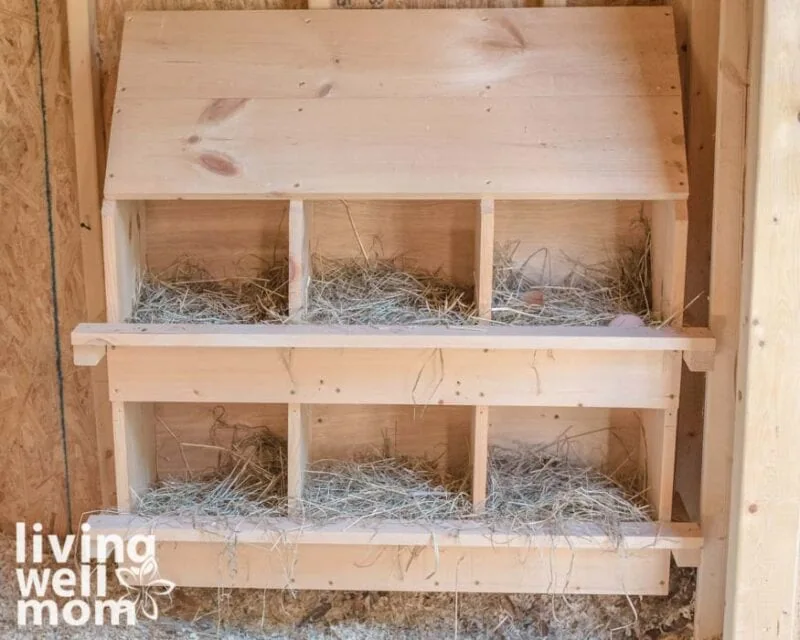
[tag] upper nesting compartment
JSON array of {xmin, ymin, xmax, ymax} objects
[{"xmin": 105, "ymin": 8, "xmax": 687, "ymax": 201}]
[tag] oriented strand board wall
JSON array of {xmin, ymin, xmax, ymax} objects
[{"xmin": 0, "ymin": 0, "xmax": 100, "ymax": 534}]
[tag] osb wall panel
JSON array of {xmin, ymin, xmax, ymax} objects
[
  {"xmin": 38, "ymin": 0, "xmax": 105, "ymax": 528},
  {"xmin": 0, "ymin": 0, "xmax": 93, "ymax": 534}
]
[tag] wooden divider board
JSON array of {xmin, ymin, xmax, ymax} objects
[{"xmin": 104, "ymin": 8, "xmax": 687, "ymax": 201}]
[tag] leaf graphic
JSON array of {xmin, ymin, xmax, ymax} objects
[
  {"xmin": 138, "ymin": 556, "xmax": 159, "ymax": 582},
  {"xmin": 140, "ymin": 591, "xmax": 160, "ymax": 621},
  {"xmin": 115, "ymin": 567, "xmax": 140, "ymax": 589},
  {"xmin": 148, "ymin": 578, "xmax": 176, "ymax": 597}
]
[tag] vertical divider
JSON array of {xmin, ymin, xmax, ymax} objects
[
  {"xmin": 472, "ymin": 198, "xmax": 494, "ymax": 513},
  {"xmin": 641, "ymin": 200, "xmax": 687, "ymax": 523},
  {"xmin": 112, "ymin": 402, "xmax": 155, "ymax": 512},
  {"xmin": 288, "ymin": 404, "xmax": 311, "ymax": 517},
  {"xmin": 474, "ymin": 197, "xmax": 495, "ymax": 322},
  {"xmin": 471, "ymin": 405, "xmax": 490, "ymax": 512},
  {"xmin": 288, "ymin": 199, "xmax": 311, "ymax": 321},
  {"xmin": 102, "ymin": 199, "xmax": 145, "ymax": 322}
]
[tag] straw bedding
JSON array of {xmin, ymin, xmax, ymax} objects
[
  {"xmin": 484, "ymin": 442, "xmax": 651, "ymax": 537},
  {"xmin": 129, "ymin": 261, "xmax": 288, "ymax": 324},
  {"xmin": 135, "ymin": 420, "xmax": 289, "ymax": 520},
  {"xmin": 304, "ymin": 256, "xmax": 477, "ymax": 326},
  {"xmin": 299, "ymin": 455, "xmax": 472, "ymax": 523},
  {"xmin": 491, "ymin": 237, "xmax": 656, "ymax": 328}
]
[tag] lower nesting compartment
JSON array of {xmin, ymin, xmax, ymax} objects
[{"xmin": 92, "ymin": 403, "xmax": 700, "ymax": 595}]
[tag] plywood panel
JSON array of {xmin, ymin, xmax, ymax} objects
[
  {"xmin": 309, "ymin": 405, "xmax": 471, "ymax": 474},
  {"xmin": 310, "ymin": 200, "xmax": 476, "ymax": 284},
  {"xmin": 145, "ymin": 200, "xmax": 288, "ymax": 278},
  {"xmin": 155, "ymin": 403, "xmax": 288, "ymax": 478},
  {"xmin": 0, "ymin": 1, "xmax": 70, "ymax": 534},
  {"xmin": 494, "ymin": 201, "xmax": 646, "ymax": 282},
  {"xmin": 489, "ymin": 407, "xmax": 642, "ymax": 473}
]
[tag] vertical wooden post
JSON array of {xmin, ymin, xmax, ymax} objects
[
  {"xmin": 725, "ymin": 1, "xmax": 800, "ymax": 637},
  {"xmin": 288, "ymin": 404, "xmax": 311, "ymax": 516},
  {"xmin": 112, "ymin": 402, "xmax": 155, "ymax": 511},
  {"xmin": 474, "ymin": 198, "xmax": 495, "ymax": 322},
  {"xmin": 646, "ymin": 200, "xmax": 689, "ymax": 327},
  {"xmin": 693, "ymin": 0, "xmax": 751, "ymax": 636},
  {"xmin": 470, "ymin": 406, "xmax": 490, "ymax": 512},
  {"xmin": 288, "ymin": 200, "xmax": 311, "ymax": 320}
]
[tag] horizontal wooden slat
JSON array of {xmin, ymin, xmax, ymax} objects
[
  {"xmin": 104, "ymin": 346, "xmax": 675, "ymax": 408},
  {"xmin": 106, "ymin": 8, "xmax": 687, "ymax": 200},
  {"xmin": 105, "ymin": 96, "xmax": 686, "ymax": 200},
  {"xmin": 88, "ymin": 515, "xmax": 702, "ymax": 551},
  {"xmin": 117, "ymin": 9, "xmax": 682, "ymax": 100},
  {"xmin": 121, "ymin": 540, "xmax": 671, "ymax": 594},
  {"xmin": 72, "ymin": 323, "xmax": 715, "ymax": 353}
]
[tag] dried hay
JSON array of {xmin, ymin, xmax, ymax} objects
[
  {"xmin": 135, "ymin": 412, "xmax": 288, "ymax": 520},
  {"xmin": 300, "ymin": 453, "xmax": 472, "ymax": 524},
  {"xmin": 304, "ymin": 256, "xmax": 477, "ymax": 326},
  {"xmin": 484, "ymin": 440, "xmax": 651, "ymax": 539},
  {"xmin": 492, "ymin": 235, "xmax": 657, "ymax": 327},
  {"xmin": 129, "ymin": 261, "xmax": 288, "ymax": 324}
]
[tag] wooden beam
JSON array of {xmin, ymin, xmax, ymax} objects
[
  {"xmin": 66, "ymin": 0, "xmax": 115, "ymax": 511},
  {"xmin": 105, "ymin": 346, "xmax": 678, "ymax": 409},
  {"xmin": 88, "ymin": 515, "xmax": 703, "ymax": 551},
  {"xmin": 288, "ymin": 200, "xmax": 310, "ymax": 320},
  {"xmin": 470, "ymin": 406, "xmax": 489, "ymax": 511},
  {"xmin": 102, "ymin": 199, "xmax": 145, "ymax": 323},
  {"xmin": 692, "ymin": 0, "xmax": 751, "ymax": 636},
  {"xmin": 725, "ymin": 1, "xmax": 800, "ymax": 637},
  {"xmin": 287, "ymin": 404, "xmax": 310, "ymax": 517},
  {"xmin": 72, "ymin": 323, "xmax": 716, "ymax": 353},
  {"xmin": 474, "ymin": 198, "xmax": 494, "ymax": 321}
]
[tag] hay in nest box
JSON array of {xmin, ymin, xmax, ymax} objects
[
  {"xmin": 484, "ymin": 442, "xmax": 651, "ymax": 540},
  {"xmin": 300, "ymin": 454, "xmax": 472, "ymax": 524},
  {"xmin": 129, "ymin": 261, "xmax": 288, "ymax": 324},
  {"xmin": 135, "ymin": 415, "xmax": 289, "ymax": 520},
  {"xmin": 492, "ymin": 235, "xmax": 658, "ymax": 327},
  {"xmin": 304, "ymin": 256, "xmax": 477, "ymax": 326}
]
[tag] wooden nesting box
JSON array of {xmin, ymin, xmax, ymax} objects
[{"xmin": 73, "ymin": 7, "xmax": 712, "ymax": 595}]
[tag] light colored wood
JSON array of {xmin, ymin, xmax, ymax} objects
[
  {"xmin": 105, "ymin": 346, "xmax": 676, "ymax": 409},
  {"xmin": 102, "ymin": 199, "xmax": 144, "ymax": 322},
  {"xmin": 683, "ymin": 348, "xmax": 716, "ymax": 373},
  {"xmin": 494, "ymin": 200, "xmax": 646, "ymax": 283},
  {"xmin": 470, "ymin": 406, "xmax": 489, "ymax": 511},
  {"xmin": 287, "ymin": 404, "xmax": 310, "ymax": 515},
  {"xmin": 145, "ymin": 200, "xmax": 288, "ymax": 279},
  {"xmin": 475, "ymin": 199, "xmax": 494, "ymax": 319},
  {"xmin": 119, "ymin": 539, "xmax": 670, "ymax": 595},
  {"xmin": 115, "ymin": 9, "xmax": 681, "ymax": 100},
  {"xmin": 104, "ymin": 9, "xmax": 687, "ymax": 201},
  {"xmin": 490, "ymin": 407, "xmax": 642, "ymax": 476},
  {"xmin": 693, "ymin": 0, "xmax": 751, "ymax": 636},
  {"xmin": 308, "ymin": 405, "xmax": 469, "ymax": 475},
  {"xmin": 66, "ymin": 0, "xmax": 116, "ymax": 514},
  {"xmin": 155, "ymin": 403, "xmax": 288, "ymax": 479},
  {"xmin": 726, "ymin": 0, "xmax": 800, "ymax": 637},
  {"xmin": 641, "ymin": 403, "xmax": 678, "ymax": 522},
  {"xmin": 309, "ymin": 200, "xmax": 475, "ymax": 285},
  {"xmin": 288, "ymin": 200, "xmax": 310, "ymax": 318},
  {"xmin": 72, "ymin": 323, "xmax": 716, "ymax": 354},
  {"xmin": 106, "ymin": 95, "xmax": 686, "ymax": 201},
  {"xmin": 74, "ymin": 345, "xmax": 106, "ymax": 367},
  {"xmin": 111, "ymin": 402, "xmax": 155, "ymax": 511},
  {"xmin": 646, "ymin": 200, "xmax": 689, "ymax": 327},
  {"xmin": 88, "ymin": 514, "xmax": 702, "ymax": 551}
]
